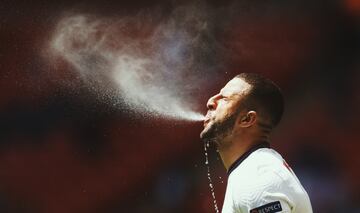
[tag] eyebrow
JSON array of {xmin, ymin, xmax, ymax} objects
[{"xmin": 219, "ymin": 92, "xmax": 231, "ymax": 98}]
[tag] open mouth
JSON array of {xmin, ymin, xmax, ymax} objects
[{"xmin": 203, "ymin": 119, "xmax": 210, "ymax": 127}]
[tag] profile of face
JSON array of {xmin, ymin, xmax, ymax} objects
[
  {"xmin": 200, "ymin": 77, "xmax": 252, "ymax": 144},
  {"xmin": 200, "ymin": 77, "xmax": 251, "ymax": 144}
]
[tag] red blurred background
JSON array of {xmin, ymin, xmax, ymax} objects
[{"xmin": 0, "ymin": 0, "xmax": 359, "ymax": 212}]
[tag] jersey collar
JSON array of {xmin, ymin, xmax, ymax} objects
[{"xmin": 227, "ymin": 141, "xmax": 270, "ymax": 175}]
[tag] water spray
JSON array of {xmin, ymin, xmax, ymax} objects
[
  {"xmin": 48, "ymin": 6, "xmax": 221, "ymax": 212},
  {"xmin": 49, "ymin": 7, "xmax": 218, "ymax": 121}
]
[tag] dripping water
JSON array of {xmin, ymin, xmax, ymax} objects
[{"xmin": 204, "ymin": 141, "xmax": 219, "ymax": 213}]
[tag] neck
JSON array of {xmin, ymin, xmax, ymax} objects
[{"xmin": 217, "ymin": 134, "xmax": 269, "ymax": 171}]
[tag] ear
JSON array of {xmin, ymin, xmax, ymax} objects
[{"xmin": 238, "ymin": 111, "xmax": 257, "ymax": 128}]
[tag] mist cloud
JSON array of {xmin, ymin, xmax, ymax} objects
[{"xmin": 49, "ymin": 4, "xmax": 222, "ymax": 121}]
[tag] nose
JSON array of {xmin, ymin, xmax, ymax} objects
[{"xmin": 206, "ymin": 94, "xmax": 220, "ymax": 110}]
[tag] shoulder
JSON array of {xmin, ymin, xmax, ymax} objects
[
  {"xmin": 229, "ymin": 148, "xmax": 288, "ymax": 187},
  {"xmin": 227, "ymin": 148, "xmax": 299, "ymax": 211}
]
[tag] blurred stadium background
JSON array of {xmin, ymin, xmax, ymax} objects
[{"xmin": 0, "ymin": 0, "xmax": 359, "ymax": 212}]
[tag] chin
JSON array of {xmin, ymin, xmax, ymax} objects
[
  {"xmin": 200, "ymin": 117, "xmax": 235, "ymax": 146},
  {"xmin": 200, "ymin": 129, "xmax": 208, "ymax": 139},
  {"xmin": 200, "ymin": 121, "xmax": 212, "ymax": 138},
  {"xmin": 200, "ymin": 124, "xmax": 216, "ymax": 141}
]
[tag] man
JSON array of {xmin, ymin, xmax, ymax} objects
[{"xmin": 200, "ymin": 73, "xmax": 312, "ymax": 213}]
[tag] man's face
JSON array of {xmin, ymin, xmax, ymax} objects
[{"xmin": 200, "ymin": 77, "xmax": 252, "ymax": 143}]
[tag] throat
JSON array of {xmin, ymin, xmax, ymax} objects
[{"xmin": 218, "ymin": 141, "xmax": 270, "ymax": 173}]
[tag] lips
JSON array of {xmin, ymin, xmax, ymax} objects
[
  {"xmin": 203, "ymin": 119, "xmax": 210, "ymax": 127},
  {"xmin": 203, "ymin": 112, "xmax": 213, "ymax": 126}
]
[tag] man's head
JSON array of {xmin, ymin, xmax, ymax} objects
[{"xmin": 200, "ymin": 73, "xmax": 284, "ymax": 147}]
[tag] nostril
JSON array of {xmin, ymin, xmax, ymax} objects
[
  {"xmin": 206, "ymin": 94, "xmax": 219, "ymax": 110},
  {"xmin": 207, "ymin": 100, "xmax": 216, "ymax": 110},
  {"xmin": 208, "ymin": 103, "xmax": 215, "ymax": 110},
  {"xmin": 207, "ymin": 96, "xmax": 217, "ymax": 109}
]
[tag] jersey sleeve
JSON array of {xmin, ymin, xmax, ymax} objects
[
  {"xmin": 246, "ymin": 194, "xmax": 292, "ymax": 213},
  {"xmin": 231, "ymin": 170, "xmax": 295, "ymax": 213}
]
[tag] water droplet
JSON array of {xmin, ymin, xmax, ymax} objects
[{"xmin": 203, "ymin": 142, "xmax": 219, "ymax": 213}]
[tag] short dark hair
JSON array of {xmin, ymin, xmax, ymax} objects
[{"xmin": 235, "ymin": 73, "xmax": 284, "ymax": 128}]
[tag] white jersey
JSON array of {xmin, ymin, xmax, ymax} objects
[{"xmin": 222, "ymin": 143, "xmax": 312, "ymax": 213}]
